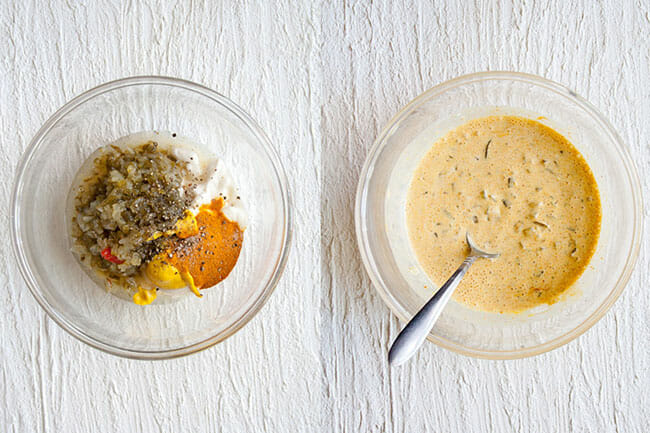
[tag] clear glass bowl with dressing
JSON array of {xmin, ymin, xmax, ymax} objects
[
  {"xmin": 355, "ymin": 71, "xmax": 642, "ymax": 359},
  {"xmin": 12, "ymin": 77, "xmax": 292, "ymax": 359}
]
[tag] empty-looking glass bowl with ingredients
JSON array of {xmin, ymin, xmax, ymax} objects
[
  {"xmin": 355, "ymin": 72, "xmax": 642, "ymax": 359},
  {"xmin": 12, "ymin": 77, "xmax": 291, "ymax": 359}
]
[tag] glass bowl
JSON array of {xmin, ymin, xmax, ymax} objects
[
  {"xmin": 12, "ymin": 76, "xmax": 291, "ymax": 359},
  {"xmin": 355, "ymin": 71, "xmax": 642, "ymax": 359}
]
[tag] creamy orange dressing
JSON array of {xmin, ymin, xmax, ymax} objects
[{"xmin": 406, "ymin": 116, "xmax": 601, "ymax": 313}]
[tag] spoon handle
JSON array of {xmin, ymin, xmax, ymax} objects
[{"xmin": 388, "ymin": 255, "xmax": 477, "ymax": 366}]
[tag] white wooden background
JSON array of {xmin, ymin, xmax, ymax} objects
[{"xmin": 1, "ymin": 1, "xmax": 648, "ymax": 432}]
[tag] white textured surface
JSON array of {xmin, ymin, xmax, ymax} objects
[{"xmin": 1, "ymin": 1, "xmax": 649, "ymax": 432}]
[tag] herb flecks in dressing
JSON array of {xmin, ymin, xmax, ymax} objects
[{"xmin": 406, "ymin": 116, "xmax": 601, "ymax": 313}]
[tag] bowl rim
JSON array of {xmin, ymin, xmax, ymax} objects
[
  {"xmin": 11, "ymin": 75, "xmax": 293, "ymax": 360},
  {"xmin": 355, "ymin": 71, "xmax": 643, "ymax": 359}
]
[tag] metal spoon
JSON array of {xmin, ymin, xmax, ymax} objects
[{"xmin": 388, "ymin": 233, "xmax": 499, "ymax": 366}]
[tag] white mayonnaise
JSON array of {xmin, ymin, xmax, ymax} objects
[{"xmin": 171, "ymin": 143, "xmax": 248, "ymax": 229}]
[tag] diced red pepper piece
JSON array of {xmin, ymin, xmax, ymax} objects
[{"xmin": 101, "ymin": 247, "xmax": 125, "ymax": 264}]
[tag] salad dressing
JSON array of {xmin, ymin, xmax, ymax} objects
[{"xmin": 406, "ymin": 116, "xmax": 601, "ymax": 313}]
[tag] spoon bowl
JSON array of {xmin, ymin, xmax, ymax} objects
[{"xmin": 466, "ymin": 233, "xmax": 500, "ymax": 260}]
